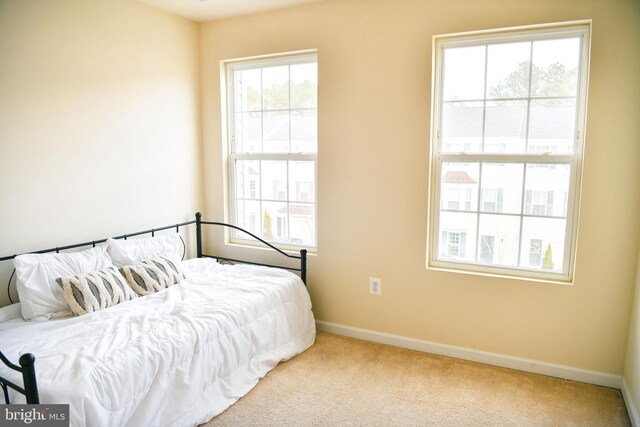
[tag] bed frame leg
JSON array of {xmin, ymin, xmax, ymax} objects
[
  {"xmin": 19, "ymin": 353, "xmax": 39, "ymax": 404},
  {"xmin": 300, "ymin": 249, "xmax": 307, "ymax": 285},
  {"xmin": 196, "ymin": 212, "xmax": 203, "ymax": 258}
]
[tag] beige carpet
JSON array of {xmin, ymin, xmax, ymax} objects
[{"xmin": 203, "ymin": 333, "xmax": 630, "ymax": 426}]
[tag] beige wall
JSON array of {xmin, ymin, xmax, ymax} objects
[
  {"xmin": 624, "ymin": 249, "xmax": 640, "ymax": 418},
  {"xmin": 201, "ymin": 0, "xmax": 640, "ymax": 374},
  {"xmin": 0, "ymin": 0, "xmax": 202, "ymax": 306}
]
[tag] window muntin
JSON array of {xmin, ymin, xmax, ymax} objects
[
  {"xmin": 227, "ymin": 53, "xmax": 317, "ymax": 248},
  {"xmin": 430, "ymin": 23, "xmax": 589, "ymax": 281}
]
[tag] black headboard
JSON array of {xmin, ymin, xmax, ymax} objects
[{"xmin": 1, "ymin": 212, "xmax": 307, "ymax": 303}]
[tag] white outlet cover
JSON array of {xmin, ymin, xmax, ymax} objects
[{"xmin": 369, "ymin": 277, "xmax": 382, "ymax": 295}]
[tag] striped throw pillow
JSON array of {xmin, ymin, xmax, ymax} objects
[
  {"xmin": 56, "ymin": 267, "xmax": 138, "ymax": 316},
  {"xmin": 119, "ymin": 257, "xmax": 185, "ymax": 296}
]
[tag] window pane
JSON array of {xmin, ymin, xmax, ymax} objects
[
  {"xmin": 234, "ymin": 68, "xmax": 261, "ymax": 112},
  {"xmin": 524, "ymin": 164, "xmax": 570, "ymax": 217},
  {"xmin": 486, "ymin": 42, "xmax": 531, "ymax": 99},
  {"xmin": 261, "ymin": 160, "xmax": 287, "ymax": 201},
  {"xmin": 289, "ymin": 161, "xmax": 315, "ymax": 203},
  {"xmin": 480, "ymin": 163, "xmax": 524, "ymax": 214},
  {"xmin": 441, "ymin": 102, "xmax": 483, "ymax": 153},
  {"xmin": 528, "ymin": 98, "xmax": 576, "ymax": 154},
  {"xmin": 262, "ymin": 65, "xmax": 289, "ymax": 110},
  {"xmin": 438, "ymin": 212, "xmax": 477, "ymax": 262},
  {"xmin": 531, "ymin": 38, "xmax": 580, "ymax": 98},
  {"xmin": 440, "ymin": 162, "xmax": 479, "ymax": 211},
  {"xmin": 291, "ymin": 109, "xmax": 317, "ymax": 153},
  {"xmin": 234, "ymin": 112, "xmax": 261, "ymax": 153},
  {"xmin": 263, "ymin": 111, "xmax": 289, "ymax": 152},
  {"xmin": 478, "ymin": 214, "xmax": 521, "ymax": 266},
  {"xmin": 290, "ymin": 62, "xmax": 317, "ymax": 109},
  {"xmin": 287, "ymin": 203, "xmax": 315, "ymax": 246},
  {"xmin": 443, "ymin": 46, "xmax": 485, "ymax": 101},
  {"xmin": 484, "ymin": 100, "xmax": 527, "ymax": 153},
  {"xmin": 235, "ymin": 160, "xmax": 260, "ymax": 200},
  {"xmin": 519, "ymin": 217, "xmax": 566, "ymax": 271}
]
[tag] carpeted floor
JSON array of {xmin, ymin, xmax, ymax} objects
[{"xmin": 203, "ymin": 332, "xmax": 631, "ymax": 426}]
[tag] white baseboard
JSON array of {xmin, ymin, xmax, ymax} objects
[
  {"xmin": 622, "ymin": 378, "xmax": 640, "ymax": 427},
  {"xmin": 316, "ymin": 321, "xmax": 622, "ymax": 389}
]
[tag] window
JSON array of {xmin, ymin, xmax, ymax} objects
[
  {"xmin": 529, "ymin": 239, "xmax": 543, "ymax": 267},
  {"xmin": 429, "ymin": 22, "xmax": 590, "ymax": 281},
  {"xmin": 481, "ymin": 188, "xmax": 503, "ymax": 213},
  {"xmin": 525, "ymin": 190, "xmax": 554, "ymax": 216},
  {"xmin": 447, "ymin": 188, "xmax": 460, "ymax": 210},
  {"xmin": 479, "ymin": 235, "xmax": 495, "ymax": 263},
  {"xmin": 297, "ymin": 181, "xmax": 312, "ymax": 202},
  {"xmin": 441, "ymin": 231, "xmax": 466, "ymax": 258},
  {"xmin": 226, "ymin": 52, "xmax": 317, "ymax": 248},
  {"xmin": 249, "ymin": 214, "xmax": 257, "ymax": 233}
]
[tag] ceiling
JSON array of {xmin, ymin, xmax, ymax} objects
[{"xmin": 137, "ymin": 0, "xmax": 325, "ymax": 22}]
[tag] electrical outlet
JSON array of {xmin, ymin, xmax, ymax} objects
[{"xmin": 369, "ymin": 277, "xmax": 382, "ymax": 295}]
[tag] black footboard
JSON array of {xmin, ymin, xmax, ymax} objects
[
  {"xmin": 0, "ymin": 352, "xmax": 39, "ymax": 404},
  {"xmin": 195, "ymin": 212, "xmax": 308, "ymax": 284}
]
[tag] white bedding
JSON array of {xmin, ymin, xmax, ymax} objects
[{"xmin": 0, "ymin": 258, "xmax": 316, "ymax": 427}]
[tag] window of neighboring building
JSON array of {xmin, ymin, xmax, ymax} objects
[
  {"xmin": 225, "ymin": 52, "xmax": 317, "ymax": 248},
  {"xmin": 481, "ymin": 188, "xmax": 503, "ymax": 213},
  {"xmin": 479, "ymin": 235, "xmax": 495, "ymax": 264},
  {"xmin": 529, "ymin": 239, "xmax": 543, "ymax": 267},
  {"xmin": 525, "ymin": 190, "xmax": 554, "ymax": 216},
  {"xmin": 446, "ymin": 188, "xmax": 461, "ymax": 210},
  {"xmin": 441, "ymin": 231, "xmax": 466, "ymax": 258},
  {"xmin": 428, "ymin": 22, "xmax": 590, "ymax": 281}
]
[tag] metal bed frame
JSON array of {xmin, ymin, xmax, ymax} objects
[{"xmin": 0, "ymin": 212, "xmax": 307, "ymax": 404}]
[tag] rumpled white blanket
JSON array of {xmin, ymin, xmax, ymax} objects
[{"xmin": 0, "ymin": 258, "xmax": 316, "ymax": 427}]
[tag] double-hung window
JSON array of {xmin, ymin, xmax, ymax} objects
[
  {"xmin": 429, "ymin": 22, "xmax": 590, "ymax": 281},
  {"xmin": 226, "ymin": 52, "xmax": 317, "ymax": 248}
]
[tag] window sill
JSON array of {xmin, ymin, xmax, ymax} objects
[{"xmin": 426, "ymin": 263, "xmax": 574, "ymax": 286}]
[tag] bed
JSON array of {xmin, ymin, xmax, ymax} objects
[{"xmin": 0, "ymin": 213, "xmax": 316, "ymax": 427}]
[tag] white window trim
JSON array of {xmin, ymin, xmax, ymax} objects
[
  {"xmin": 222, "ymin": 50, "xmax": 318, "ymax": 252},
  {"xmin": 427, "ymin": 21, "xmax": 591, "ymax": 283}
]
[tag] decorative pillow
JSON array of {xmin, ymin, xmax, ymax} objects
[
  {"xmin": 56, "ymin": 267, "xmax": 137, "ymax": 316},
  {"xmin": 14, "ymin": 245, "xmax": 113, "ymax": 320},
  {"xmin": 107, "ymin": 234, "xmax": 182, "ymax": 268},
  {"xmin": 119, "ymin": 257, "xmax": 185, "ymax": 296}
]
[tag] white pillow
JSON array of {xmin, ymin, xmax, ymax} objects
[
  {"xmin": 0, "ymin": 303, "xmax": 22, "ymax": 322},
  {"xmin": 180, "ymin": 258, "xmax": 220, "ymax": 277},
  {"xmin": 107, "ymin": 234, "xmax": 182, "ymax": 267},
  {"xmin": 14, "ymin": 246, "xmax": 113, "ymax": 321}
]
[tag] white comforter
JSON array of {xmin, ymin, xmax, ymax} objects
[{"xmin": 0, "ymin": 258, "xmax": 316, "ymax": 427}]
